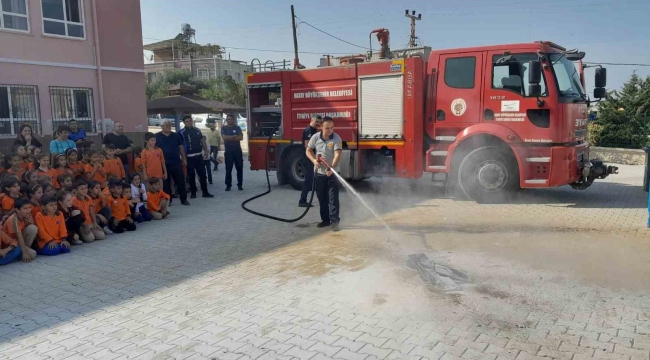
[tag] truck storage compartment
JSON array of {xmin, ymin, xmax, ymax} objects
[{"xmin": 247, "ymin": 83, "xmax": 282, "ymax": 138}]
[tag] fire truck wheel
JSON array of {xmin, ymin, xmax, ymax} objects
[
  {"xmin": 458, "ymin": 146, "xmax": 519, "ymax": 203},
  {"xmin": 285, "ymin": 148, "xmax": 307, "ymax": 190}
]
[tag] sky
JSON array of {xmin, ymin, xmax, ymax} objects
[{"xmin": 140, "ymin": 0, "xmax": 650, "ymax": 93}]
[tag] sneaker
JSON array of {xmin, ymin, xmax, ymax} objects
[
  {"xmin": 298, "ymin": 202, "xmax": 311, "ymax": 208},
  {"xmin": 238, "ymin": 185, "xmax": 243, "ymax": 191},
  {"xmin": 71, "ymin": 238, "xmax": 83, "ymax": 245},
  {"xmin": 317, "ymin": 221, "xmax": 331, "ymax": 228},
  {"xmin": 181, "ymin": 200, "xmax": 191, "ymax": 206},
  {"xmin": 190, "ymin": 193, "xmax": 197, "ymax": 199},
  {"xmin": 331, "ymin": 222, "xmax": 341, "ymax": 232},
  {"xmin": 103, "ymin": 227, "xmax": 113, "ymax": 235},
  {"xmin": 202, "ymin": 192, "xmax": 214, "ymax": 198},
  {"xmin": 225, "ymin": 186, "xmax": 231, "ymax": 191}
]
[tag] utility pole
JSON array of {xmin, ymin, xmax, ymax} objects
[
  {"xmin": 291, "ymin": 5, "xmax": 300, "ymax": 69},
  {"xmin": 404, "ymin": 9, "xmax": 422, "ymax": 47}
]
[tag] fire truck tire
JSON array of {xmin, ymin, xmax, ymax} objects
[
  {"xmin": 457, "ymin": 146, "xmax": 519, "ymax": 203},
  {"xmin": 284, "ymin": 148, "xmax": 307, "ymax": 190}
]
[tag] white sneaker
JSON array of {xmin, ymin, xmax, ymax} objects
[{"xmin": 103, "ymin": 226, "xmax": 113, "ymax": 235}]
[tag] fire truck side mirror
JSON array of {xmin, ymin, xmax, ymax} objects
[
  {"xmin": 595, "ymin": 68, "xmax": 607, "ymax": 88},
  {"xmin": 528, "ymin": 60, "xmax": 542, "ymax": 85},
  {"xmin": 594, "ymin": 87, "xmax": 607, "ymax": 99},
  {"xmin": 529, "ymin": 84, "xmax": 542, "ymax": 97}
]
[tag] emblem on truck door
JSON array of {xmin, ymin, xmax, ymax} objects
[{"xmin": 451, "ymin": 98, "xmax": 467, "ymax": 116}]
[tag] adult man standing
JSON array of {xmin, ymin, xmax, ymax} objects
[
  {"xmin": 306, "ymin": 117, "xmax": 342, "ymax": 232},
  {"xmin": 67, "ymin": 119, "xmax": 86, "ymax": 144},
  {"xmin": 179, "ymin": 116, "xmax": 214, "ymax": 199},
  {"xmin": 155, "ymin": 120, "xmax": 190, "ymax": 206},
  {"xmin": 207, "ymin": 119, "xmax": 222, "ymax": 171},
  {"xmin": 298, "ymin": 115, "xmax": 322, "ymax": 208},
  {"xmin": 221, "ymin": 114, "xmax": 244, "ymax": 191},
  {"xmin": 103, "ymin": 121, "xmax": 132, "ymax": 177}
]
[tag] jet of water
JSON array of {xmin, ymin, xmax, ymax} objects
[{"xmin": 329, "ymin": 169, "xmax": 393, "ymax": 236}]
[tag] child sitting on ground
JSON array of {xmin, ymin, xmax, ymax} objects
[
  {"xmin": 22, "ymin": 170, "xmax": 38, "ymax": 188},
  {"xmin": 35, "ymin": 153, "xmax": 57, "ymax": 184},
  {"xmin": 56, "ymin": 174, "xmax": 73, "ymax": 190},
  {"xmin": 122, "ymin": 185, "xmax": 145, "ymax": 223},
  {"xmin": 107, "ymin": 179, "xmax": 136, "ymax": 233},
  {"xmin": 103, "ymin": 144, "xmax": 125, "ymax": 180},
  {"xmin": 42, "ymin": 183, "xmax": 56, "ymax": 198},
  {"xmin": 53, "ymin": 154, "xmax": 68, "ymax": 179},
  {"xmin": 88, "ymin": 180, "xmax": 112, "ymax": 235},
  {"xmin": 28, "ymin": 183, "xmax": 42, "ymax": 219},
  {"xmin": 1, "ymin": 177, "xmax": 23, "ymax": 219},
  {"xmin": 35, "ymin": 195, "xmax": 70, "ymax": 256},
  {"xmin": 129, "ymin": 173, "xmax": 152, "ymax": 222},
  {"xmin": 85, "ymin": 149, "xmax": 107, "ymax": 188},
  {"xmin": 7, "ymin": 154, "xmax": 25, "ymax": 180},
  {"xmin": 57, "ymin": 190, "xmax": 86, "ymax": 245},
  {"xmin": 72, "ymin": 180, "xmax": 105, "ymax": 241},
  {"xmin": 66, "ymin": 149, "xmax": 84, "ymax": 180},
  {"xmin": 146, "ymin": 177, "xmax": 170, "ymax": 220},
  {"xmin": 26, "ymin": 146, "xmax": 41, "ymax": 170},
  {"xmin": 1, "ymin": 198, "xmax": 38, "ymax": 265}
]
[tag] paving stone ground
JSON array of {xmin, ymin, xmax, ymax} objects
[{"xmin": 1, "ymin": 163, "xmax": 649, "ymax": 360}]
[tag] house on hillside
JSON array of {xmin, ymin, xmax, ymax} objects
[{"xmin": 143, "ymin": 24, "xmax": 252, "ymax": 84}]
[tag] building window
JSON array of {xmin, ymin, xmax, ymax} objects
[
  {"xmin": 235, "ymin": 72, "xmax": 241, "ymax": 81},
  {"xmin": 41, "ymin": 0, "xmax": 85, "ymax": 39},
  {"xmin": 222, "ymin": 70, "xmax": 229, "ymax": 77},
  {"xmin": 444, "ymin": 57, "xmax": 476, "ymax": 89},
  {"xmin": 1, "ymin": 0, "xmax": 29, "ymax": 32},
  {"xmin": 0, "ymin": 85, "xmax": 40, "ymax": 136},
  {"xmin": 147, "ymin": 72, "xmax": 157, "ymax": 83},
  {"xmin": 49, "ymin": 87, "xmax": 94, "ymax": 132},
  {"xmin": 197, "ymin": 69, "xmax": 209, "ymax": 79}
]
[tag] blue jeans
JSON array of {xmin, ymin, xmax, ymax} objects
[
  {"xmin": 0, "ymin": 247, "xmax": 22, "ymax": 265},
  {"xmin": 38, "ymin": 242, "xmax": 70, "ymax": 256}
]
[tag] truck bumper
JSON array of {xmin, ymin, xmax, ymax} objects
[{"xmin": 521, "ymin": 143, "xmax": 617, "ymax": 188}]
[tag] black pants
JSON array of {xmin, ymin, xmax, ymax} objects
[
  {"xmin": 300, "ymin": 160, "xmax": 314, "ymax": 203},
  {"xmin": 210, "ymin": 147, "xmax": 219, "ymax": 170},
  {"xmin": 164, "ymin": 164, "xmax": 187, "ymax": 202},
  {"xmin": 225, "ymin": 150, "xmax": 243, "ymax": 187},
  {"xmin": 109, "ymin": 218, "xmax": 136, "ymax": 233},
  {"xmin": 315, "ymin": 174, "xmax": 340, "ymax": 223},
  {"xmin": 204, "ymin": 159, "xmax": 212, "ymax": 183},
  {"xmin": 186, "ymin": 155, "xmax": 208, "ymax": 195},
  {"xmin": 65, "ymin": 214, "xmax": 85, "ymax": 241}
]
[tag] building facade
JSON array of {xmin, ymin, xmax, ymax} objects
[
  {"xmin": 0, "ymin": 0, "xmax": 147, "ymax": 149},
  {"xmin": 144, "ymin": 58, "xmax": 252, "ymax": 84}
]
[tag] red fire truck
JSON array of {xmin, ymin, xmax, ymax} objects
[{"xmin": 245, "ymin": 38, "xmax": 617, "ymax": 202}]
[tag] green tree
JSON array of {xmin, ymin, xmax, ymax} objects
[
  {"xmin": 200, "ymin": 76, "xmax": 247, "ymax": 107},
  {"xmin": 593, "ymin": 73, "xmax": 650, "ymax": 148},
  {"xmin": 145, "ymin": 68, "xmax": 213, "ymax": 100}
]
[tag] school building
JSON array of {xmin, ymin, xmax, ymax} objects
[{"xmin": 0, "ymin": 0, "xmax": 147, "ymax": 151}]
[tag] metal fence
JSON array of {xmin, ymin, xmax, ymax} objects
[
  {"xmin": 49, "ymin": 87, "xmax": 95, "ymax": 133},
  {"xmin": 0, "ymin": 85, "xmax": 40, "ymax": 135}
]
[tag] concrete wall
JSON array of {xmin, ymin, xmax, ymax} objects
[{"xmin": 590, "ymin": 147, "xmax": 646, "ymax": 166}]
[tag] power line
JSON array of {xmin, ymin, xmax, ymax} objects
[
  {"xmin": 584, "ymin": 62, "xmax": 650, "ymax": 67},
  {"xmin": 296, "ymin": 17, "xmax": 370, "ymax": 50}
]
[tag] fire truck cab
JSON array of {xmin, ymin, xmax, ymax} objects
[{"xmin": 245, "ymin": 40, "xmax": 617, "ymax": 202}]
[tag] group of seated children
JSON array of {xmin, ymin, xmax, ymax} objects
[{"xmin": 0, "ymin": 142, "xmax": 171, "ymax": 266}]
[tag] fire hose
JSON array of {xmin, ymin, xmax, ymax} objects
[{"xmin": 241, "ymin": 126, "xmax": 330, "ymax": 223}]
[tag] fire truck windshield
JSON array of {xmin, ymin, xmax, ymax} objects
[{"xmin": 549, "ymin": 53, "xmax": 586, "ymax": 99}]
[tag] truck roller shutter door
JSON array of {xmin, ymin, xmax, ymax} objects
[{"xmin": 359, "ymin": 75, "xmax": 404, "ymax": 138}]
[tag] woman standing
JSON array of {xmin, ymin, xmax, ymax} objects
[
  {"xmin": 14, "ymin": 124, "xmax": 43, "ymax": 148},
  {"xmin": 50, "ymin": 125, "xmax": 77, "ymax": 158}
]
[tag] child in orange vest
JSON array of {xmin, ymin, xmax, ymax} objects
[
  {"xmin": 104, "ymin": 144, "xmax": 125, "ymax": 180},
  {"xmin": 107, "ymin": 179, "xmax": 136, "ymax": 233},
  {"xmin": 34, "ymin": 195, "xmax": 70, "ymax": 256},
  {"xmin": 146, "ymin": 177, "xmax": 170, "ymax": 220}
]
